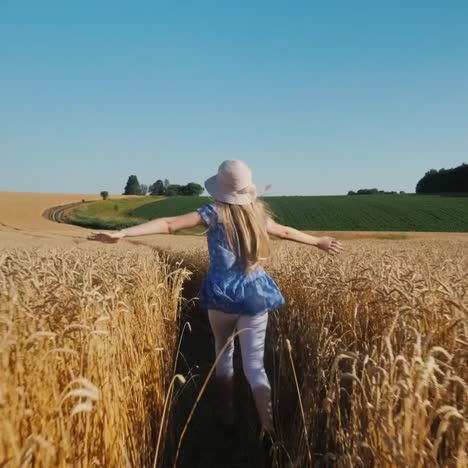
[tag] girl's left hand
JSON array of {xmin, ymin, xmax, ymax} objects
[
  {"xmin": 87, "ymin": 231, "xmax": 125, "ymax": 243},
  {"xmin": 317, "ymin": 236, "xmax": 344, "ymax": 255}
]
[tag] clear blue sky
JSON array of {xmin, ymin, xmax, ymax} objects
[{"xmin": 1, "ymin": 1, "xmax": 467, "ymax": 196}]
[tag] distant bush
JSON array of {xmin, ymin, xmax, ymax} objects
[
  {"xmin": 179, "ymin": 182, "xmax": 204, "ymax": 196},
  {"xmin": 149, "ymin": 180, "xmax": 203, "ymax": 196},
  {"xmin": 100, "ymin": 191, "xmax": 109, "ymax": 200},
  {"xmin": 347, "ymin": 188, "xmax": 399, "ymax": 195},
  {"xmin": 166, "ymin": 184, "xmax": 182, "ymax": 196}
]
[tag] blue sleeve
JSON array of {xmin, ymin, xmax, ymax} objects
[{"xmin": 197, "ymin": 204, "xmax": 216, "ymax": 226}]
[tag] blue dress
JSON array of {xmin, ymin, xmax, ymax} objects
[{"xmin": 197, "ymin": 204, "xmax": 285, "ymax": 316}]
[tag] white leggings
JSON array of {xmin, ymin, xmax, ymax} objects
[{"xmin": 207, "ymin": 309, "xmax": 270, "ymax": 390}]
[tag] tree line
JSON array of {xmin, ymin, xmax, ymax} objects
[
  {"xmin": 348, "ymin": 162, "xmax": 467, "ymax": 195},
  {"xmin": 101, "ymin": 162, "xmax": 467, "ymax": 200},
  {"xmin": 348, "ymin": 189, "xmax": 405, "ymax": 195},
  {"xmin": 122, "ymin": 175, "xmax": 204, "ymax": 196},
  {"xmin": 416, "ymin": 163, "xmax": 468, "ymax": 194}
]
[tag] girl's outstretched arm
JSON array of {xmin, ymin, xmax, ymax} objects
[
  {"xmin": 87, "ymin": 211, "xmax": 203, "ymax": 243},
  {"xmin": 266, "ymin": 219, "xmax": 344, "ymax": 255}
]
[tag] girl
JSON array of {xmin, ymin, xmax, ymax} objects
[{"xmin": 88, "ymin": 160, "xmax": 344, "ymax": 436}]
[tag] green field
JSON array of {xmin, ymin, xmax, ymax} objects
[
  {"xmin": 69, "ymin": 194, "xmax": 468, "ymax": 232},
  {"xmin": 67, "ymin": 196, "xmax": 163, "ymax": 230}
]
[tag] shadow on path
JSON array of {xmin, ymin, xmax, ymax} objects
[{"xmin": 162, "ymin": 268, "xmax": 271, "ymax": 468}]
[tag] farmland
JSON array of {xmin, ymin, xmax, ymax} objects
[
  {"xmin": 1, "ymin": 245, "xmax": 187, "ymax": 467},
  {"xmin": 1, "ymin": 191, "xmax": 467, "ymax": 467},
  {"xmin": 67, "ymin": 194, "xmax": 468, "ymax": 232},
  {"xmin": 66, "ymin": 195, "xmax": 164, "ymax": 230},
  {"xmin": 153, "ymin": 234, "xmax": 468, "ymax": 467}
]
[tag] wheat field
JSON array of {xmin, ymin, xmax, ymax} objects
[
  {"xmin": 0, "ymin": 244, "xmax": 188, "ymax": 466},
  {"xmin": 269, "ymin": 240, "xmax": 468, "ymax": 466},
  {"xmin": 161, "ymin": 237, "xmax": 468, "ymax": 467},
  {"xmin": 0, "ymin": 194, "xmax": 190, "ymax": 467},
  {"xmin": 1, "ymin": 192, "xmax": 467, "ymax": 467}
]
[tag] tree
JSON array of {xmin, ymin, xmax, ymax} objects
[
  {"xmin": 123, "ymin": 175, "xmax": 141, "ymax": 195},
  {"xmin": 139, "ymin": 184, "xmax": 148, "ymax": 195},
  {"xmin": 184, "ymin": 182, "xmax": 204, "ymax": 196},
  {"xmin": 166, "ymin": 184, "xmax": 182, "ymax": 196},
  {"xmin": 149, "ymin": 179, "xmax": 165, "ymax": 196},
  {"xmin": 416, "ymin": 164, "xmax": 468, "ymax": 193},
  {"xmin": 100, "ymin": 191, "xmax": 109, "ymax": 200},
  {"xmin": 145, "ymin": 179, "xmax": 205, "ymax": 197},
  {"xmin": 188, "ymin": 182, "xmax": 205, "ymax": 197},
  {"xmin": 347, "ymin": 190, "xmax": 356, "ymax": 195},
  {"xmin": 355, "ymin": 188, "xmax": 379, "ymax": 195}
]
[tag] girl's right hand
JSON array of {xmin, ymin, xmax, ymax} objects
[
  {"xmin": 87, "ymin": 231, "xmax": 125, "ymax": 243},
  {"xmin": 317, "ymin": 236, "xmax": 344, "ymax": 255}
]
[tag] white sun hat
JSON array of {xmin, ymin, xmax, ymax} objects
[{"xmin": 204, "ymin": 160, "xmax": 265, "ymax": 205}]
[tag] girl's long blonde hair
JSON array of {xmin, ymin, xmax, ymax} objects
[{"xmin": 215, "ymin": 199, "xmax": 273, "ymax": 272}]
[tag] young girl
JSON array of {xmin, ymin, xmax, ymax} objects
[{"xmin": 88, "ymin": 160, "xmax": 344, "ymax": 436}]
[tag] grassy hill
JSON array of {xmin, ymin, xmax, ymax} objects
[
  {"xmin": 68, "ymin": 196, "xmax": 164, "ymax": 230},
  {"xmin": 68, "ymin": 194, "xmax": 468, "ymax": 232}
]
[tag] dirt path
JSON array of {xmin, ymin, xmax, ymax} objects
[
  {"xmin": 154, "ymin": 261, "xmax": 273, "ymax": 468},
  {"xmin": 42, "ymin": 200, "xmax": 93, "ymax": 223},
  {"xmin": 123, "ymin": 239, "xmax": 274, "ymax": 467}
]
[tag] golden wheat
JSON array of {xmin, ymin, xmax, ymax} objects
[
  {"xmin": 167, "ymin": 238, "xmax": 468, "ymax": 467},
  {"xmin": 0, "ymin": 244, "xmax": 189, "ymax": 467}
]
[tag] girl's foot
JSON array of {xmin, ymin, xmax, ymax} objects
[
  {"xmin": 212, "ymin": 376, "xmax": 235, "ymax": 432},
  {"xmin": 258, "ymin": 429, "xmax": 279, "ymax": 467},
  {"xmin": 252, "ymin": 385, "xmax": 274, "ymax": 434}
]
